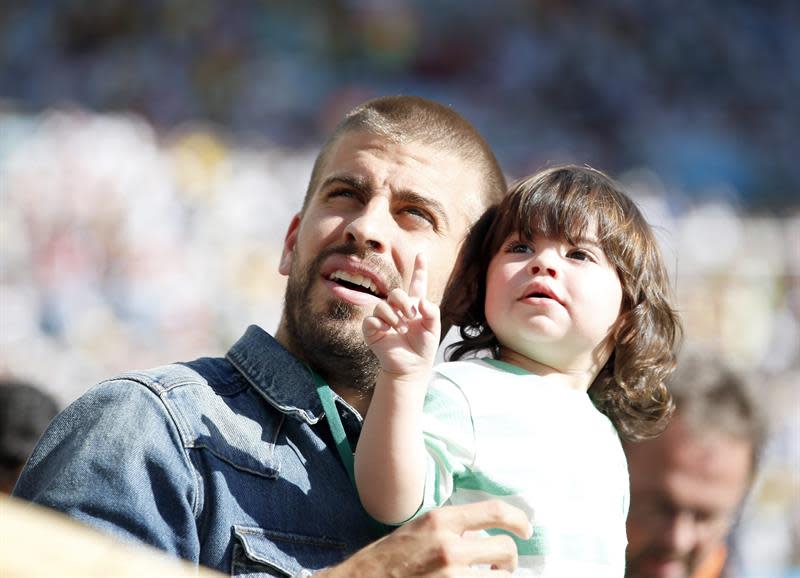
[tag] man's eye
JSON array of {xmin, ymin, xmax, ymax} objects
[
  {"xmin": 329, "ymin": 188, "xmax": 357, "ymax": 200},
  {"xmin": 402, "ymin": 207, "xmax": 435, "ymax": 226},
  {"xmin": 693, "ymin": 509, "xmax": 721, "ymax": 526}
]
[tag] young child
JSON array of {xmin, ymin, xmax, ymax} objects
[{"xmin": 355, "ymin": 165, "xmax": 681, "ymax": 577}]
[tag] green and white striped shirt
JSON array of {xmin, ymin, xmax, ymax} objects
[{"xmin": 419, "ymin": 358, "xmax": 629, "ymax": 577}]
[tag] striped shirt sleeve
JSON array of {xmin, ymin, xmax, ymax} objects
[{"xmin": 418, "ymin": 370, "xmax": 476, "ymax": 513}]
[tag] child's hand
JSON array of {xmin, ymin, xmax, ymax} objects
[{"xmin": 363, "ymin": 253, "xmax": 441, "ymax": 381}]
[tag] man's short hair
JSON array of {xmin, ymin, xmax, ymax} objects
[
  {"xmin": 302, "ymin": 95, "xmax": 507, "ymax": 211},
  {"xmin": 667, "ymin": 350, "xmax": 767, "ymax": 474}
]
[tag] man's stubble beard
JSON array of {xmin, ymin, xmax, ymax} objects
[
  {"xmin": 283, "ymin": 245, "xmax": 392, "ymax": 395},
  {"xmin": 625, "ymin": 546, "xmax": 692, "ymax": 578}
]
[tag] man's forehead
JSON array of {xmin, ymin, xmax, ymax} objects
[
  {"xmin": 671, "ymin": 431, "xmax": 751, "ymax": 487},
  {"xmin": 323, "ymin": 132, "xmax": 463, "ymax": 177},
  {"xmin": 632, "ymin": 426, "xmax": 752, "ymax": 510},
  {"xmin": 318, "ymin": 131, "xmax": 485, "ymax": 218},
  {"xmin": 662, "ymin": 464, "xmax": 749, "ymax": 516}
]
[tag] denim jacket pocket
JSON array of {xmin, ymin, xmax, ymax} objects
[{"xmin": 231, "ymin": 526, "xmax": 347, "ymax": 577}]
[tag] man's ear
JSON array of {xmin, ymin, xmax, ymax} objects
[{"xmin": 279, "ymin": 214, "xmax": 302, "ymax": 276}]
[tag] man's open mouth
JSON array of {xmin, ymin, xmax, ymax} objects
[{"xmin": 329, "ymin": 270, "xmax": 385, "ymax": 298}]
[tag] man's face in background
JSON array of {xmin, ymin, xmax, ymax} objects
[{"xmin": 625, "ymin": 416, "xmax": 753, "ymax": 578}]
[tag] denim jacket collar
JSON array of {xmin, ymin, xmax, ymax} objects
[{"xmin": 225, "ymin": 324, "xmax": 325, "ymax": 425}]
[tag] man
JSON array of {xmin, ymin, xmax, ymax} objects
[
  {"xmin": 14, "ymin": 96, "xmax": 530, "ymax": 576},
  {"xmin": 624, "ymin": 351, "xmax": 766, "ymax": 578}
]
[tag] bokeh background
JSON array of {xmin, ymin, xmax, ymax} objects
[{"xmin": 1, "ymin": 1, "xmax": 798, "ymax": 576}]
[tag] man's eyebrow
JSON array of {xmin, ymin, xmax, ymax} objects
[
  {"xmin": 396, "ymin": 190, "xmax": 450, "ymax": 230},
  {"xmin": 320, "ymin": 173, "xmax": 450, "ymax": 231},
  {"xmin": 320, "ymin": 173, "xmax": 369, "ymax": 192}
]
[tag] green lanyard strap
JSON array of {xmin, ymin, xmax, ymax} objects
[
  {"xmin": 311, "ymin": 370, "xmax": 357, "ymax": 486},
  {"xmin": 311, "ymin": 369, "xmax": 402, "ymax": 535}
]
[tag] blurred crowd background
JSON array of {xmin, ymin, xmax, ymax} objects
[{"xmin": 1, "ymin": 1, "xmax": 798, "ymax": 576}]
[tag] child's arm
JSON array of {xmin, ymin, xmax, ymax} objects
[{"xmin": 355, "ymin": 254, "xmax": 440, "ymax": 524}]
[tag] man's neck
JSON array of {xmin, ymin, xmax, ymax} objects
[
  {"xmin": 275, "ymin": 321, "xmax": 374, "ymax": 417},
  {"xmin": 274, "ymin": 322, "xmax": 293, "ymax": 355},
  {"xmin": 330, "ymin": 384, "xmax": 373, "ymax": 418}
]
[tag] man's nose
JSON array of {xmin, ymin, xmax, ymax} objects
[
  {"xmin": 663, "ymin": 511, "xmax": 700, "ymax": 555},
  {"xmin": 343, "ymin": 198, "xmax": 391, "ymax": 252}
]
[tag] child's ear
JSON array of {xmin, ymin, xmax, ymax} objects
[{"xmin": 279, "ymin": 214, "xmax": 301, "ymax": 276}]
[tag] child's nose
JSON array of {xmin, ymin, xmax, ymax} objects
[
  {"xmin": 530, "ymin": 250, "xmax": 559, "ymax": 277},
  {"xmin": 530, "ymin": 264, "xmax": 557, "ymax": 277}
]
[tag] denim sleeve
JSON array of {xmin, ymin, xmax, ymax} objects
[{"xmin": 13, "ymin": 378, "xmax": 200, "ymax": 560}]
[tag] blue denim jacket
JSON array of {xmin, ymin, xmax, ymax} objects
[{"xmin": 14, "ymin": 325, "xmax": 388, "ymax": 576}]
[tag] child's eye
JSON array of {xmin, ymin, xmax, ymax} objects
[
  {"xmin": 567, "ymin": 249, "xmax": 593, "ymax": 262},
  {"xmin": 507, "ymin": 242, "xmax": 533, "ymax": 254}
]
